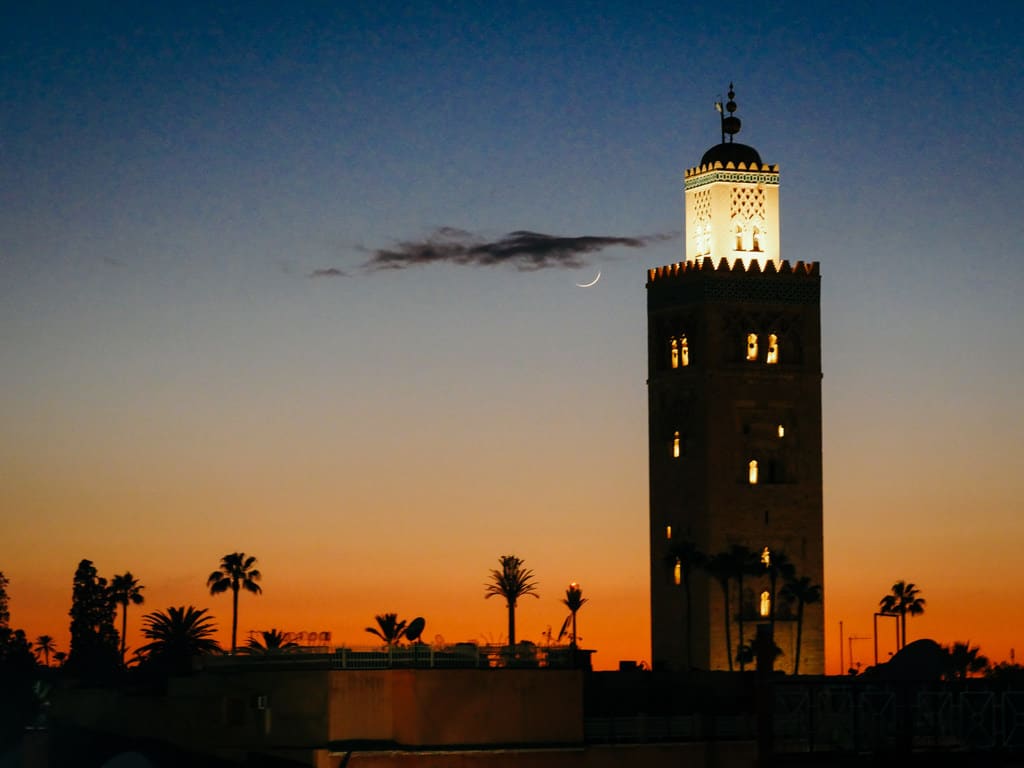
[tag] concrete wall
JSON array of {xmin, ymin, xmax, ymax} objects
[{"xmin": 385, "ymin": 669, "xmax": 583, "ymax": 746}]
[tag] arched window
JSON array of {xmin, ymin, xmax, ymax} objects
[
  {"xmin": 761, "ymin": 546, "xmax": 771, "ymax": 567},
  {"xmin": 766, "ymin": 333, "xmax": 779, "ymax": 364},
  {"xmin": 777, "ymin": 424, "xmax": 785, "ymax": 438},
  {"xmin": 680, "ymin": 335, "xmax": 689, "ymax": 367},
  {"xmin": 673, "ymin": 559, "xmax": 682, "ymax": 586},
  {"xmin": 759, "ymin": 590, "xmax": 771, "ymax": 617},
  {"xmin": 666, "ymin": 525, "xmax": 672, "ymax": 540},
  {"xmin": 752, "ymin": 227, "xmax": 762, "ymax": 252},
  {"xmin": 670, "ymin": 336, "xmax": 679, "ymax": 369},
  {"xmin": 746, "ymin": 333, "xmax": 758, "ymax": 361},
  {"xmin": 735, "ymin": 225, "xmax": 744, "ymax": 251},
  {"xmin": 673, "ymin": 431, "xmax": 681, "ymax": 458},
  {"xmin": 748, "ymin": 459, "xmax": 759, "ymax": 485}
]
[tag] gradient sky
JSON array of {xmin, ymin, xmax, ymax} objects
[{"xmin": 3, "ymin": 2, "xmax": 1022, "ymax": 672}]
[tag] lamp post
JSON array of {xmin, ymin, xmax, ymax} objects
[{"xmin": 567, "ymin": 582, "xmax": 582, "ymax": 650}]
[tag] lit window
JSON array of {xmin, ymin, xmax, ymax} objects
[
  {"xmin": 670, "ymin": 337, "xmax": 679, "ymax": 369},
  {"xmin": 672, "ymin": 431, "xmax": 681, "ymax": 458},
  {"xmin": 680, "ymin": 336, "xmax": 689, "ymax": 367},
  {"xmin": 666, "ymin": 525, "xmax": 672, "ymax": 540},
  {"xmin": 752, "ymin": 227, "xmax": 762, "ymax": 252},
  {"xmin": 746, "ymin": 333, "xmax": 758, "ymax": 361},
  {"xmin": 759, "ymin": 590, "xmax": 771, "ymax": 617},
  {"xmin": 735, "ymin": 225, "xmax": 744, "ymax": 251},
  {"xmin": 673, "ymin": 559, "xmax": 682, "ymax": 586},
  {"xmin": 761, "ymin": 546, "xmax": 771, "ymax": 567},
  {"xmin": 748, "ymin": 459, "xmax": 759, "ymax": 485},
  {"xmin": 766, "ymin": 334, "xmax": 779, "ymax": 364},
  {"xmin": 777, "ymin": 424, "xmax": 785, "ymax": 438}
]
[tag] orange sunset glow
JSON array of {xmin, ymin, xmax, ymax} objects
[{"xmin": 3, "ymin": 1, "xmax": 1022, "ymax": 683}]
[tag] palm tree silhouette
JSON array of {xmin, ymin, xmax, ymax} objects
[
  {"xmin": 943, "ymin": 641, "xmax": 989, "ymax": 680},
  {"xmin": 878, "ymin": 580, "xmax": 925, "ymax": 650},
  {"xmin": 726, "ymin": 544, "xmax": 760, "ymax": 671},
  {"xmin": 207, "ymin": 552, "xmax": 262, "ymax": 654},
  {"xmin": 667, "ymin": 540, "xmax": 705, "ymax": 670},
  {"xmin": 365, "ymin": 613, "xmax": 408, "ymax": 647},
  {"xmin": 704, "ymin": 552, "xmax": 735, "ymax": 671},
  {"xmin": 780, "ymin": 575, "xmax": 822, "ymax": 674},
  {"xmin": 34, "ymin": 635, "xmax": 56, "ymax": 667},
  {"xmin": 762, "ymin": 550, "xmax": 795, "ymax": 638},
  {"xmin": 484, "ymin": 555, "xmax": 539, "ymax": 654},
  {"xmin": 137, "ymin": 605, "xmax": 221, "ymax": 672},
  {"xmin": 110, "ymin": 572, "xmax": 145, "ymax": 665},
  {"xmin": 557, "ymin": 582, "xmax": 588, "ymax": 655},
  {"xmin": 244, "ymin": 629, "xmax": 299, "ymax": 655}
]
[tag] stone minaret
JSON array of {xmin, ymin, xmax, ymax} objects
[{"xmin": 647, "ymin": 85, "xmax": 824, "ymax": 673}]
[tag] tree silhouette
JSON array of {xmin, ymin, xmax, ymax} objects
[
  {"xmin": 110, "ymin": 572, "xmax": 145, "ymax": 665},
  {"xmin": 878, "ymin": 580, "xmax": 925, "ymax": 650},
  {"xmin": 725, "ymin": 544, "xmax": 761, "ymax": 671},
  {"xmin": 0, "ymin": 572, "xmax": 9, "ymax": 628},
  {"xmin": 780, "ymin": 575, "xmax": 822, "ymax": 674},
  {"xmin": 243, "ymin": 629, "xmax": 299, "ymax": 655},
  {"xmin": 136, "ymin": 606, "xmax": 220, "ymax": 674},
  {"xmin": 34, "ymin": 635, "xmax": 56, "ymax": 667},
  {"xmin": 207, "ymin": 553, "xmax": 262, "ymax": 654},
  {"xmin": 762, "ymin": 549, "xmax": 795, "ymax": 637},
  {"xmin": 704, "ymin": 552, "xmax": 735, "ymax": 671},
  {"xmin": 484, "ymin": 555, "xmax": 539, "ymax": 653},
  {"xmin": 944, "ymin": 641, "xmax": 989, "ymax": 681},
  {"xmin": 557, "ymin": 582, "xmax": 588, "ymax": 657},
  {"xmin": 666, "ymin": 540, "xmax": 705, "ymax": 670},
  {"xmin": 67, "ymin": 559, "xmax": 119, "ymax": 678},
  {"xmin": 365, "ymin": 613, "xmax": 408, "ymax": 647}
]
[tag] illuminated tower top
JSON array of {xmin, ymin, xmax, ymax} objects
[{"xmin": 684, "ymin": 84, "xmax": 781, "ymax": 270}]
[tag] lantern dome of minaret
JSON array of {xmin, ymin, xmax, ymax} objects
[{"xmin": 699, "ymin": 141, "xmax": 763, "ymax": 168}]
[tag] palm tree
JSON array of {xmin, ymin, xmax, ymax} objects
[
  {"xmin": 34, "ymin": 635, "xmax": 56, "ymax": 667},
  {"xmin": 207, "ymin": 552, "xmax": 262, "ymax": 654},
  {"xmin": 365, "ymin": 613, "xmax": 408, "ymax": 647},
  {"xmin": 944, "ymin": 641, "xmax": 989, "ymax": 681},
  {"xmin": 137, "ymin": 606, "xmax": 221, "ymax": 673},
  {"xmin": 110, "ymin": 572, "xmax": 145, "ymax": 665},
  {"xmin": 878, "ymin": 580, "xmax": 926, "ymax": 649},
  {"xmin": 484, "ymin": 555, "xmax": 539, "ymax": 653},
  {"xmin": 704, "ymin": 552, "xmax": 735, "ymax": 671},
  {"xmin": 725, "ymin": 544, "xmax": 760, "ymax": 671},
  {"xmin": 780, "ymin": 575, "xmax": 822, "ymax": 674},
  {"xmin": 557, "ymin": 582, "xmax": 588, "ymax": 653},
  {"xmin": 243, "ymin": 629, "xmax": 299, "ymax": 655},
  {"xmin": 762, "ymin": 550, "xmax": 795, "ymax": 638},
  {"xmin": 667, "ymin": 540, "xmax": 705, "ymax": 669}
]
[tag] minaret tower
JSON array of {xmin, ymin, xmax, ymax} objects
[{"xmin": 647, "ymin": 86, "xmax": 824, "ymax": 673}]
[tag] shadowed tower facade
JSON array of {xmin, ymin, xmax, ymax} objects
[{"xmin": 647, "ymin": 87, "xmax": 824, "ymax": 673}]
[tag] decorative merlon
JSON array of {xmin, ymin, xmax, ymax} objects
[{"xmin": 647, "ymin": 257, "xmax": 819, "ymax": 284}]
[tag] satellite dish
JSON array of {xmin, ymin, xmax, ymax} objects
[{"xmin": 405, "ymin": 617, "xmax": 426, "ymax": 643}]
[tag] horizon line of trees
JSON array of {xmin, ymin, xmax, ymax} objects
[{"xmin": 0, "ymin": 556, "xmax": 1006, "ymax": 683}]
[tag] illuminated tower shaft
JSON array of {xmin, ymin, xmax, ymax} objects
[{"xmin": 647, "ymin": 88, "xmax": 824, "ymax": 673}]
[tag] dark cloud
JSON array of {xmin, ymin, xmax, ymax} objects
[
  {"xmin": 362, "ymin": 228, "xmax": 675, "ymax": 272},
  {"xmin": 308, "ymin": 267, "xmax": 348, "ymax": 278}
]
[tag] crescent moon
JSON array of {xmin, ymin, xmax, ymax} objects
[{"xmin": 575, "ymin": 270, "xmax": 602, "ymax": 288}]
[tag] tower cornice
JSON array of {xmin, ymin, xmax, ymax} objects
[
  {"xmin": 684, "ymin": 163, "xmax": 779, "ymax": 191},
  {"xmin": 647, "ymin": 256, "xmax": 819, "ymax": 286}
]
